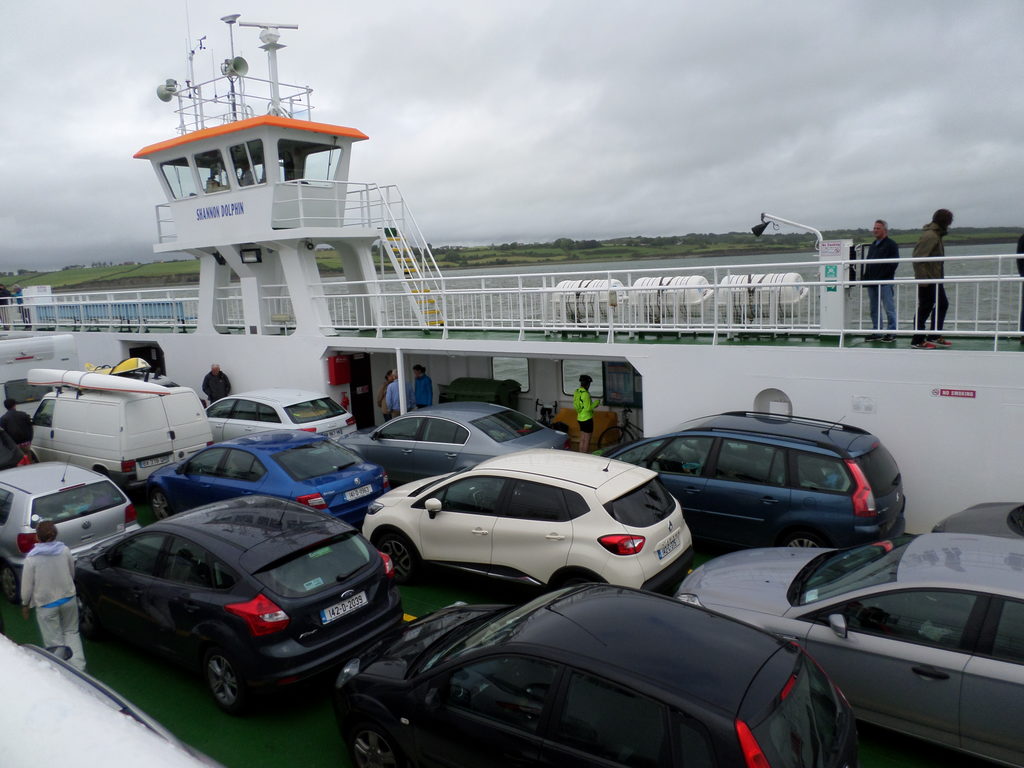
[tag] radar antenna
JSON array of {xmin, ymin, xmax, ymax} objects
[{"xmin": 239, "ymin": 21, "xmax": 299, "ymax": 117}]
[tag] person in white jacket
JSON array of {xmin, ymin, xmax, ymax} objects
[{"xmin": 20, "ymin": 520, "xmax": 86, "ymax": 671}]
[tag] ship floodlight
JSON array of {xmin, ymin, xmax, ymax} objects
[
  {"xmin": 754, "ymin": 212, "xmax": 824, "ymax": 248},
  {"xmin": 155, "ymin": 79, "xmax": 178, "ymax": 102},
  {"xmin": 751, "ymin": 217, "xmax": 772, "ymax": 237}
]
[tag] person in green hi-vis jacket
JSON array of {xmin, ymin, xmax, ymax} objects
[{"xmin": 573, "ymin": 374, "xmax": 600, "ymax": 453}]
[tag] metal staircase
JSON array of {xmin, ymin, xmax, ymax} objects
[{"xmin": 375, "ymin": 187, "xmax": 445, "ymax": 326}]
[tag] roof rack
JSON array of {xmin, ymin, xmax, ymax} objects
[{"xmin": 718, "ymin": 411, "xmax": 871, "ymax": 436}]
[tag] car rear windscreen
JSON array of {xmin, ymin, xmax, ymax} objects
[
  {"xmin": 605, "ymin": 478, "xmax": 675, "ymax": 527},
  {"xmin": 285, "ymin": 397, "xmax": 345, "ymax": 424},
  {"xmin": 471, "ymin": 411, "xmax": 544, "ymax": 443},
  {"xmin": 256, "ymin": 532, "xmax": 373, "ymax": 598},
  {"xmin": 855, "ymin": 444, "xmax": 901, "ymax": 495},
  {"xmin": 749, "ymin": 653, "xmax": 845, "ymax": 768},
  {"xmin": 32, "ymin": 481, "xmax": 125, "ymax": 525},
  {"xmin": 273, "ymin": 441, "xmax": 363, "ymax": 481}
]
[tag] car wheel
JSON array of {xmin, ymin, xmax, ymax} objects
[
  {"xmin": 78, "ymin": 597, "xmax": 104, "ymax": 640},
  {"xmin": 374, "ymin": 531, "xmax": 421, "ymax": 585},
  {"xmin": 204, "ymin": 647, "xmax": 248, "ymax": 715},
  {"xmin": 1, "ymin": 561, "xmax": 20, "ymax": 604},
  {"xmin": 348, "ymin": 721, "xmax": 406, "ymax": 768},
  {"xmin": 780, "ymin": 530, "xmax": 828, "ymax": 548},
  {"xmin": 149, "ymin": 488, "xmax": 174, "ymax": 520}
]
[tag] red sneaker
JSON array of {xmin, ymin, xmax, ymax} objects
[
  {"xmin": 933, "ymin": 337, "xmax": 952, "ymax": 347},
  {"xmin": 911, "ymin": 341, "xmax": 937, "ymax": 349}
]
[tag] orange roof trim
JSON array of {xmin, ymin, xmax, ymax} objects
[{"xmin": 133, "ymin": 115, "xmax": 369, "ymax": 159}]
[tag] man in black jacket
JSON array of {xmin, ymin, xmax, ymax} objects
[
  {"xmin": 201, "ymin": 363, "xmax": 231, "ymax": 404},
  {"xmin": 863, "ymin": 219, "xmax": 900, "ymax": 342},
  {"xmin": 0, "ymin": 398, "xmax": 33, "ymax": 454}
]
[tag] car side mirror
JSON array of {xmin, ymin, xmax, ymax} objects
[
  {"xmin": 370, "ymin": 431, "xmax": 381, "ymax": 441},
  {"xmin": 92, "ymin": 553, "xmax": 110, "ymax": 571},
  {"xmin": 175, "ymin": 463, "xmax": 187, "ymax": 475},
  {"xmin": 425, "ymin": 498, "xmax": 442, "ymax": 520},
  {"xmin": 424, "ymin": 686, "xmax": 440, "ymax": 712},
  {"xmin": 828, "ymin": 613, "xmax": 848, "ymax": 639}
]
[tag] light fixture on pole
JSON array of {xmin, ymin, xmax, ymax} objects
[{"xmin": 751, "ymin": 213, "xmax": 824, "ymax": 250}]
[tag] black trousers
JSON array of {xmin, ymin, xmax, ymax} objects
[{"xmin": 911, "ymin": 283, "xmax": 949, "ymax": 345}]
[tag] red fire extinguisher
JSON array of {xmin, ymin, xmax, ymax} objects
[{"xmin": 341, "ymin": 391, "xmax": 350, "ymax": 411}]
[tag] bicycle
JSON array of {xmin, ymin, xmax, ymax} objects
[
  {"xmin": 597, "ymin": 407, "xmax": 641, "ymax": 450},
  {"xmin": 536, "ymin": 399, "xmax": 571, "ymax": 436}
]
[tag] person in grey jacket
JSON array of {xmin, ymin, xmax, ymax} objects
[
  {"xmin": 21, "ymin": 521, "xmax": 86, "ymax": 671},
  {"xmin": 910, "ymin": 209, "xmax": 953, "ymax": 349},
  {"xmin": 863, "ymin": 219, "xmax": 900, "ymax": 342}
]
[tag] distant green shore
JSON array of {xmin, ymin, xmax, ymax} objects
[{"xmin": 8, "ymin": 227, "xmax": 1020, "ymax": 292}]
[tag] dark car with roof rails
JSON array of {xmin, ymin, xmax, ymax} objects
[
  {"xmin": 605, "ymin": 410, "xmax": 905, "ymax": 548},
  {"xmin": 75, "ymin": 496, "xmax": 403, "ymax": 714},
  {"xmin": 333, "ymin": 583, "xmax": 858, "ymax": 768}
]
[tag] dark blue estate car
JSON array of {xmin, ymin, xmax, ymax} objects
[
  {"xmin": 147, "ymin": 430, "xmax": 388, "ymax": 526},
  {"xmin": 606, "ymin": 411, "xmax": 905, "ymax": 548}
]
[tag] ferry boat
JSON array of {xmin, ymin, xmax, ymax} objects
[{"xmin": 5, "ymin": 18, "xmax": 1023, "ymax": 535}]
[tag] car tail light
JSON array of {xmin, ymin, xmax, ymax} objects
[
  {"xmin": 120, "ymin": 459, "xmax": 136, "ymax": 473},
  {"xmin": 380, "ymin": 551, "xmax": 395, "ymax": 579},
  {"xmin": 295, "ymin": 493, "xmax": 328, "ymax": 509},
  {"xmin": 561, "ymin": 437, "xmax": 570, "ymax": 450},
  {"xmin": 124, "ymin": 504, "xmax": 137, "ymax": 525},
  {"xmin": 844, "ymin": 459, "xmax": 877, "ymax": 517},
  {"xmin": 206, "ymin": 441, "xmax": 214, "ymax": 446},
  {"xmin": 382, "ymin": 473, "xmax": 390, "ymax": 490},
  {"xmin": 225, "ymin": 594, "xmax": 290, "ymax": 636},
  {"xmin": 598, "ymin": 534, "xmax": 645, "ymax": 555},
  {"xmin": 17, "ymin": 533, "xmax": 38, "ymax": 553},
  {"xmin": 300, "ymin": 427, "xmax": 317, "ymax": 433},
  {"xmin": 346, "ymin": 417, "xmax": 356, "ymax": 426},
  {"xmin": 735, "ymin": 719, "xmax": 771, "ymax": 768}
]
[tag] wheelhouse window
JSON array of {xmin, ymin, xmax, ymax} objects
[
  {"xmin": 195, "ymin": 149, "xmax": 230, "ymax": 193},
  {"xmin": 229, "ymin": 139, "xmax": 266, "ymax": 186},
  {"xmin": 160, "ymin": 157, "xmax": 199, "ymax": 199},
  {"xmin": 277, "ymin": 139, "xmax": 343, "ymax": 182}
]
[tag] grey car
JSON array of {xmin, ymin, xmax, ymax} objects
[
  {"xmin": 932, "ymin": 502, "xmax": 1024, "ymax": 539},
  {"xmin": 339, "ymin": 402, "xmax": 570, "ymax": 484},
  {"xmin": 0, "ymin": 463, "xmax": 140, "ymax": 603},
  {"xmin": 677, "ymin": 533, "xmax": 1024, "ymax": 767}
]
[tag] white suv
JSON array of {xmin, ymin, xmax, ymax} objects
[
  {"xmin": 362, "ymin": 450, "xmax": 693, "ymax": 592},
  {"xmin": 205, "ymin": 389, "xmax": 356, "ymax": 442}
]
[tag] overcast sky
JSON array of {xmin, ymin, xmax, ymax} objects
[{"xmin": 2, "ymin": 0, "xmax": 1022, "ymax": 269}]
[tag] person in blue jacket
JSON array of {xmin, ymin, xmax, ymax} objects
[{"xmin": 412, "ymin": 364, "xmax": 433, "ymax": 409}]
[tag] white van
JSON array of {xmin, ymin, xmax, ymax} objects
[{"xmin": 27, "ymin": 369, "xmax": 212, "ymax": 490}]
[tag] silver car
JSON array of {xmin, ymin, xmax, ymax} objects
[
  {"xmin": 0, "ymin": 463, "xmax": 140, "ymax": 603},
  {"xmin": 339, "ymin": 402, "xmax": 570, "ymax": 484},
  {"xmin": 205, "ymin": 389, "xmax": 356, "ymax": 442},
  {"xmin": 677, "ymin": 533, "xmax": 1024, "ymax": 767}
]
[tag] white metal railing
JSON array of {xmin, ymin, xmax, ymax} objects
[
  {"xmin": 27, "ymin": 253, "xmax": 1024, "ymax": 348},
  {"xmin": 169, "ymin": 72, "xmax": 314, "ymax": 135}
]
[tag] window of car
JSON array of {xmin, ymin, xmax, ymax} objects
[
  {"xmin": 255, "ymin": 531, "xmax": 373, "ymax": 598},
  {"xmin": 550, "ymin": 670, "xmax": 667, "ymax": 768},
  {"xmin": 503, "ymin": 480, "xmax": 567, "ymax": 522},
  {"xmin": 110, "ymin": 533, "xmax": 166, "ymax": 576},
  {"xmin": 853, "ymin": 444, "xmax": 901, "ymax": 497},
  {"xmin": 471, "ymin": 410, "xmax": 546, "ymax": 443},
  {"xmin": 605, "ymin": 478, "xmax": 676, "ymax": 527},
  {"xmin": 273, "ymin": 441, "xmax": 362, "ymax": 482},
  {"xmin": 32, "ymin": 399, "xmax": 54, "ymax": 428},
  {"xmin": 796, "ymin": 537, "xmax": 913, "ymax": 606},
  {"xmin": 444, "ymin": 655, "xmax": 557, "ymax": 735},
  {"xmin": 161, "ymin": 536, "xmax": 216, "ymax": 588},
  {"xmin": 284, "ymin": 397, "xmax": 345, "ymax": 424},
  {"xmin": 220, "ymin": 450, "xmax": 267, "ymax": 482},
  {"xmin": 651, "ymin": 436, "xmax": 713, "ymax": 476},
  {"xmin": 206, "ymin": 399, "xmax": 236, "ymax": 418},
  {"xmin": 185, "ymin": 448, "xmax": 228, "ymax": 476},
  {"xmin": 990, "ymin": 599, "xmax": 1024, "ymax": 664},
  {"xmin": 611, "ymin": 440, "xmax": 664, "ymax": 467},
  {"xmin": 838, "ymin": 590, "xmax": 978, "ymax": 651},
  {"xmin": 31, "ymin": 481, "xmax": 126, "ymax": 525},
  {"xmin": 714, "ymin": 439, "xmax": 786, "ymax": 486},
  {"xmin": 377, "ymin": 417, "xmax": 422, "ymax": 441},
  {"xmin": 794, "ymin": 452, "xmax": 851, "ymax": 494},
  {"xmin": 232, "ymin": 399, "xmax": 261, "ymax": 421},
  {"xmin": 563, "ymin": 490, "xmax": 592, "ymax": 520},
  {"xmin": 420, "ymin": 418, "xmax": 469, "ymax": 445},
  {"xmin": 437, "ymin": 476, "xmax": 506, "ymax": 515},
  {"xmin": 0, "ymin": 488, "xmax": 12, "ymax": 526},
  {"xmin": 671, "ymin": 712, "xmax": 715, "ymax": 768},
  {"xmin": 255, "ymin": 403, "xmax": 281, "ymax": 423}
]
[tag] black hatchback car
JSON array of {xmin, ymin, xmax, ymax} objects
[
  {"xmin": 75, "ymin": 496, "xmax": 403, "ymax": 713},
  {"xmin": 333, "ymin": 584, "xmax": 858, "ymax": 768},
  {"xmin": 607, "ymin": 411, "xmax": 905, "ymax": 548}
]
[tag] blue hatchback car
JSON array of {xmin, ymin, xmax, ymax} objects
[
  {"xmin": 605, "ymin": 411, "xmax": 905, "ymax": 549},
  {"xmin": 147, "ymin": 431, "xmax": 388, "ymax": 526}
]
